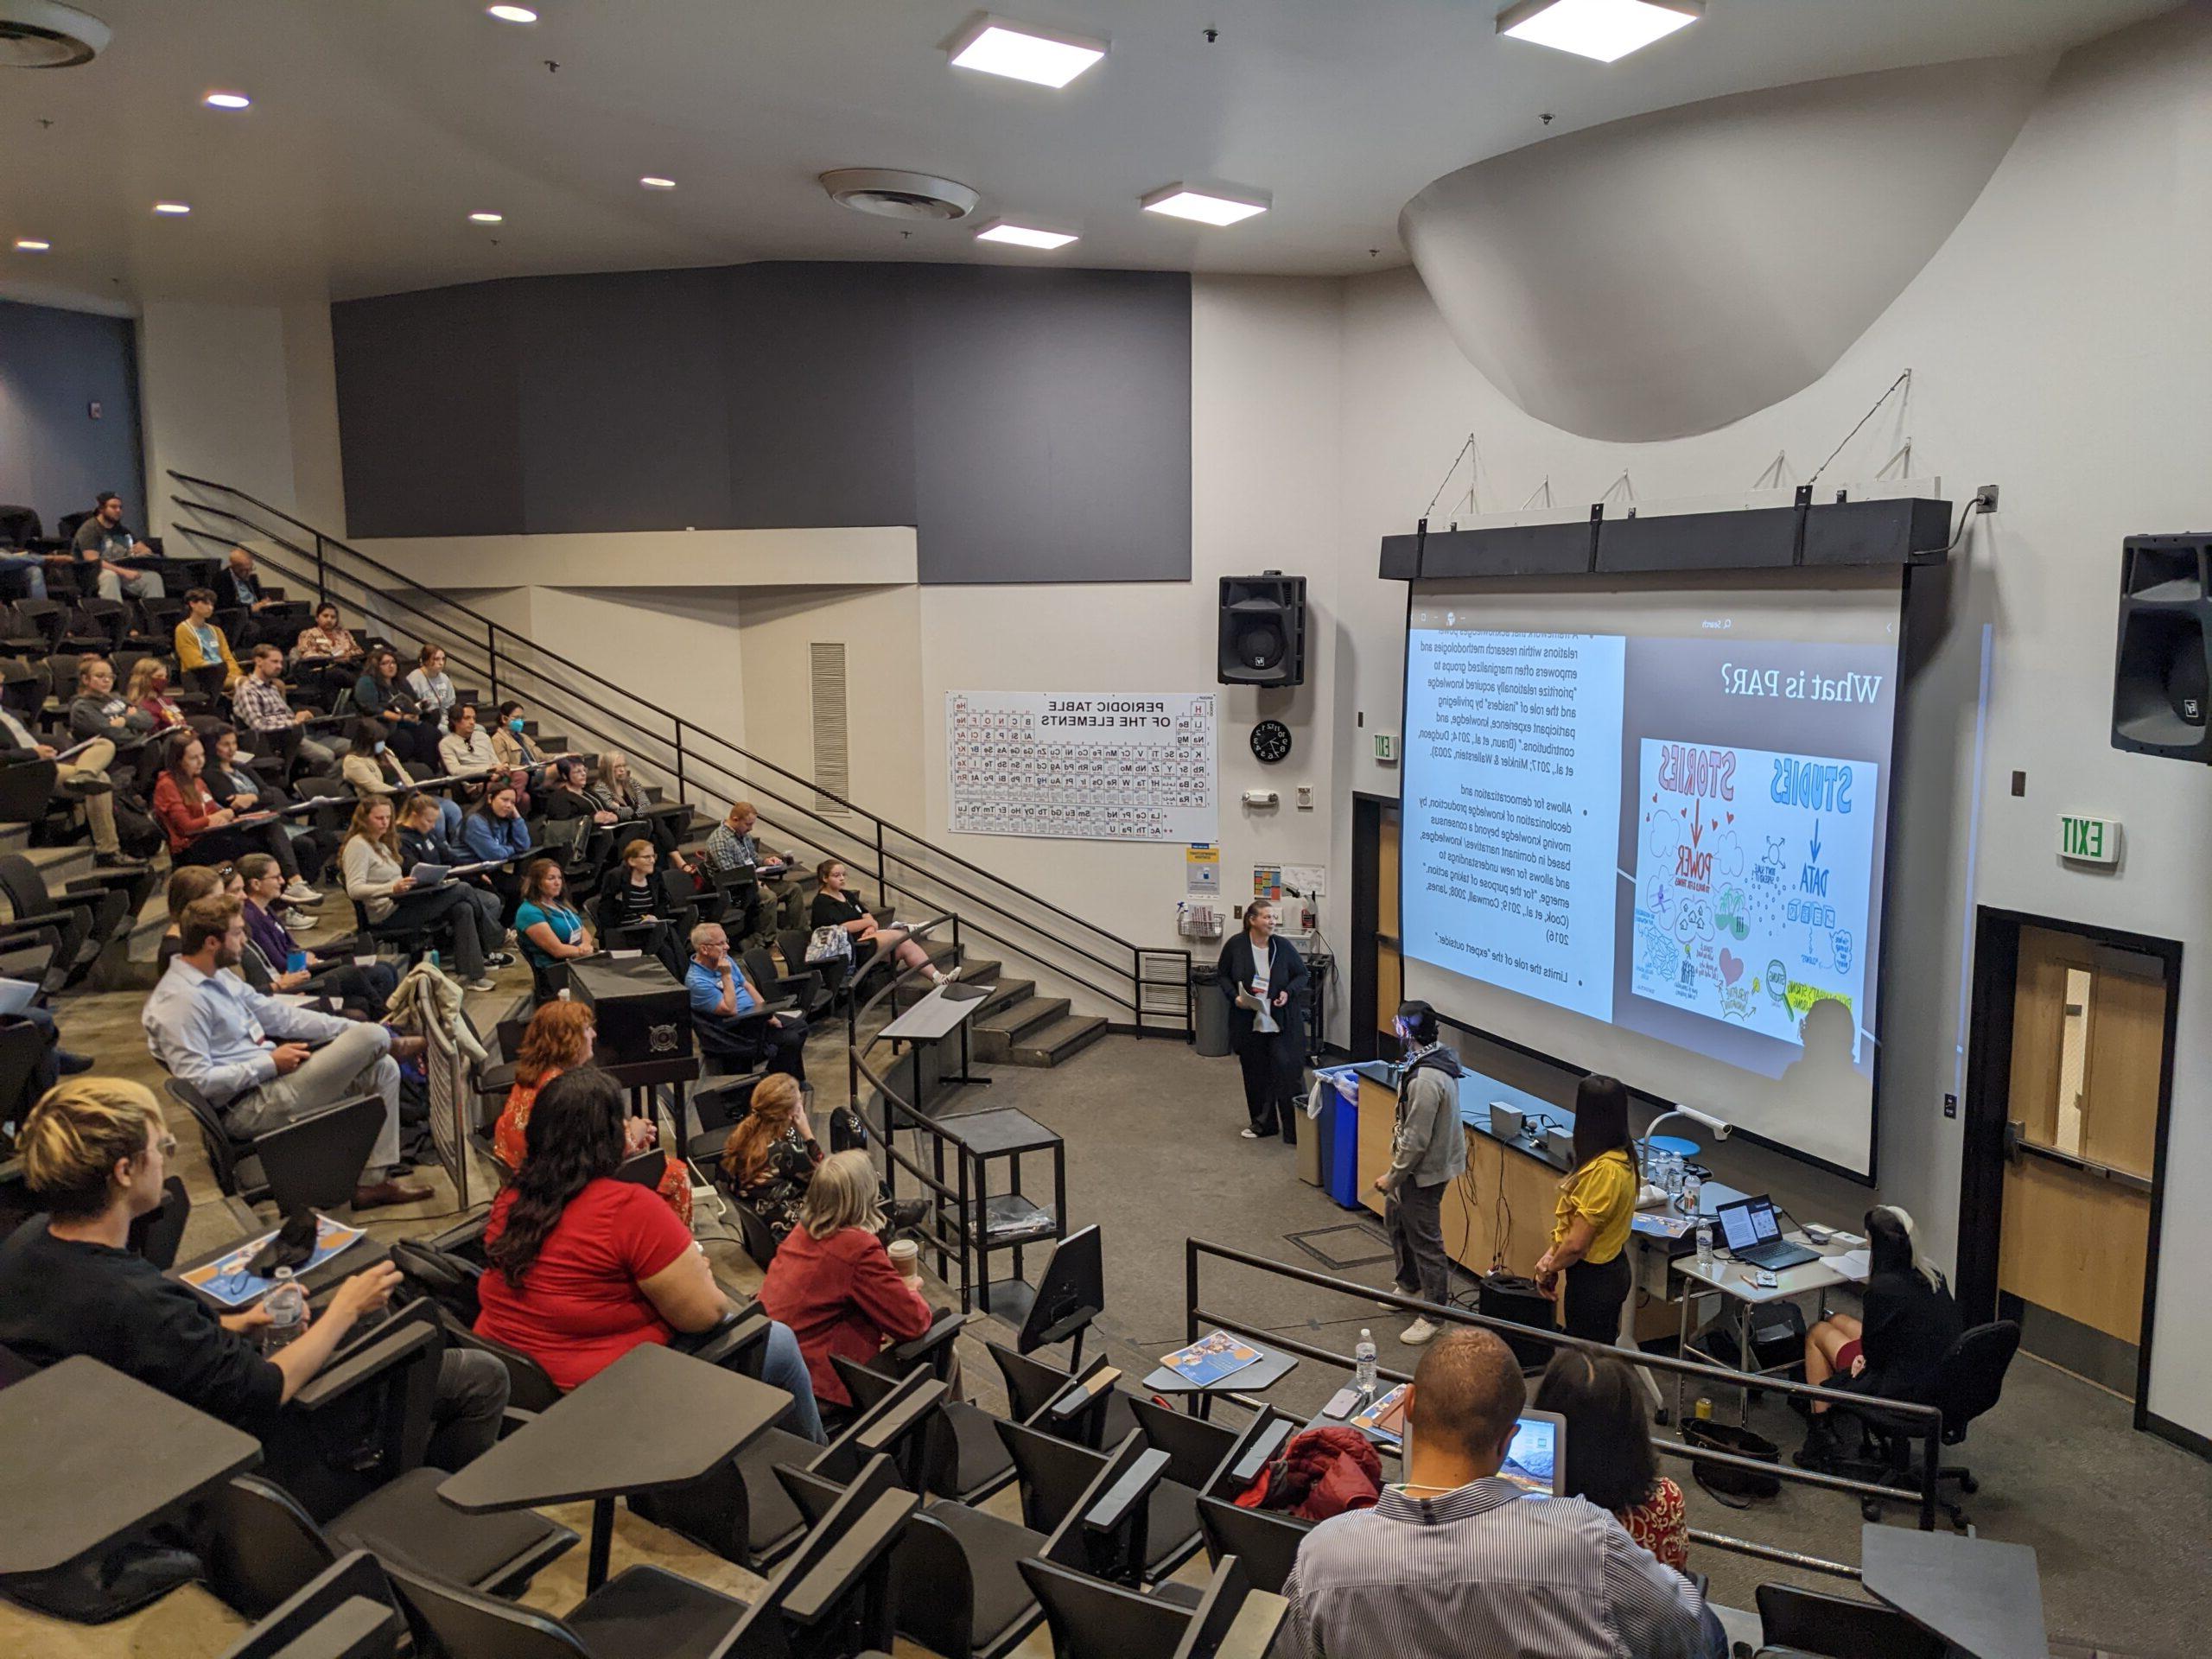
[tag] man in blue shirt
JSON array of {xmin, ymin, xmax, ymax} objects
[
  {"xmin": 143, "ymin": 894, "xmax": 430, "ymax": 1210},
  {"xmin": 684, "ymin": 920, "xmax": 807, "ymax": 1080}
]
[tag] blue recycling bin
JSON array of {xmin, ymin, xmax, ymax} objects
[{"xmin": 1313, "ymin": 1065, "xmax": 1363, "ymax": 1210}]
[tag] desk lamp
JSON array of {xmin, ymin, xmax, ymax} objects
[{"xmin": 1640, "ymin": 1105, "xmax": 1731, "ymax": 1213}]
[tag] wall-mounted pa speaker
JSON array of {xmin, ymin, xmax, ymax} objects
[
  {"xmin": 2112, "ymin": 534, "xmax": 2212, "ymax": 762},
  {"xmin": 1218, "ymin": 571, "xmax": 1306, "ymax": 687}
]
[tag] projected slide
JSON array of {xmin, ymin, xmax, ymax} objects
[{"xmin": 1398, "ymin": 577, "xmax": 1903, "ymax": 1178}]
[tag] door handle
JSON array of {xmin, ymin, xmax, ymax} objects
[{"xmin": 2002, "ymin": 1119, "xmax": 2024, "ymax": 1163}]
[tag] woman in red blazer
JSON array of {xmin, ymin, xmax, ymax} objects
[
  {"xmin": 759, "ymin": 1149, "xmax": 932, "ymax": 1410},
  {"xmin": 149, "ymin": 730, "xmax": 306, "ymax": 876}
]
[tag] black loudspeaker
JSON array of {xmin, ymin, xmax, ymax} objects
[
  {"xmin": 1218, "ymin": 571, "xmax": 1306, "ymax": 687},
  {"xmin": 1477, "ymin": 1270, "xmax": 1557, "ymax": 1369},
  {"xmin": 2113, "ymin": 534, "xmax": 2212, "ymax": 761}
]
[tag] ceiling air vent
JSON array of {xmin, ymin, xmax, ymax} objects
[
  {"xmin": 820, "ymin": 168, "xmax": 980, "ymax": 223},
  {"xmin": 0, "ymin": 0, "xmax": 111, "ymax": 67}
]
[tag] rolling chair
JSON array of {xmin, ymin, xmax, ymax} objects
[{"xmin": 1830, "ymin": 1319, "xmax": 2020, "ymax": 1528}]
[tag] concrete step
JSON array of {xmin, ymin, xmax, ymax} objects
[
  {"xmin": 890, "ymin": 952, "xmax": 992, "ymax": 1011},
  {"xmin": 972, "ymin": 993, "xmax": 1070, "ymax": 1062},
  {"xmin": 1007, "ymin": 1013, "xmax": 1109, "ymax": 1068}
]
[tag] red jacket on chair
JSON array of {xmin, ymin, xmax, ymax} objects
[{"xmin": 759, "ymin": 1224, "xmax": 932, "ymax": 1408}]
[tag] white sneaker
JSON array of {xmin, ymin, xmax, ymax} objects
[
  {"xmin": 466, "ymin": 976, "xmax": 497, "ymax": 992},
  {"xmin": 1238, "ymin": 1128, "xmax": 1261, "ymax": 1140},
  {"xmin": 1380, "ymin": 1287, "xmax": 1414, "ymax": 1309},
  {"xmin": 282, "ymin": 880, "xmax": 322, "ymax": 905},
  {"xmin": 1402, "ymin": 1317, "xmax": 1440, "ymax": 1346}
]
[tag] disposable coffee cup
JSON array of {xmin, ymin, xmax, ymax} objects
[{"xmin": 887, "ymin": 1239, "xmax": 920, "ymax": 1280}]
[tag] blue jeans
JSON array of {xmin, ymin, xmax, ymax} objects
[
  {"xmin": 436, "ymin": 797, "xmax": 464, "ymax": 839},
  {"xmin": 760, "ymin": 1320, "xmax": 825, "ymax": 1443},
  {"xmin": 0, "ymin": 554, "xmax": 46, "ymax": 601}
]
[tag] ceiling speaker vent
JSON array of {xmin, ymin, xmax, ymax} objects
[
  {"xmin": 0, "ymin": 0, "xmax": 111, "ymax": 67},
  {"xmin": 819, "ymin": 168, "xmax": 980, "ymax": 223}
]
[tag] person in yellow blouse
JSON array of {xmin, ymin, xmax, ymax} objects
[
  {"xmin": 1535, "ymin": 1075, "xmax": 1641, "ymax": 1344},
  {"xmin": 174, "ymin": 587, "xmax": 243, "ymax": 696}
]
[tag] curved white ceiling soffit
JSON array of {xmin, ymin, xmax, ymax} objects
[{"xmin": 1400, "ymin": 54, "xmax": 2056, "ymax": 442}]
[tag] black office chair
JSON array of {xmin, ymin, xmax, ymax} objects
[
  {"xmin": 1755, "ymin": 1582, "xmax": 1947, "ymax": 1659},
  {"xmin": 219, "ymin": 1549, "xmax": 407, "ymax": 1659},
  {"xmin": 160, "ymin": 1076, "xmax": 386, "ymax": 1217},
  {"xmin": 1831, "ymin": 1320, "xmax": 2020, "ymax": 1528},
  {"xmin": 997, "ymin": 1421, "xmax": 1204, "ymax": 1588},
  {"xmin": 745, "ymin": 944, "xmax": 832, "ymax": 1022}
]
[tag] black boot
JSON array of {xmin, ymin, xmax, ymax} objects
[{"xmin": 1793, "ymin": 1414, "xmax": 1840, "ymax": 1471}]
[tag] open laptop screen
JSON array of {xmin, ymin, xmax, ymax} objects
[
  {"xmin": 1497, "ymin": 1410, "xmax": 1566, "ymax": 1497},
  {"xmin": 1717, "ymin": 1196, "xmax": 1778, "ymax": 1252}
]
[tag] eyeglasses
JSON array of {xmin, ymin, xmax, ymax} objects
[{"xmin": 149, "ymin": 1135, "xmax": 178, "ymax": 1160}]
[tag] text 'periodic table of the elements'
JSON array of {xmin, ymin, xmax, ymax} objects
[{"xmin": 945, "ymin": 691, "xmax": 1219, "ymax": 843}]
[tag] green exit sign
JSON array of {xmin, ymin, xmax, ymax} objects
[
  {"xmin": 1373, "ymin": 732, "xmax": 1397, "ymax": 763},
  {"xmin": 2057, "ymin": 814, "xmax": 2120, "ymax": 866}
]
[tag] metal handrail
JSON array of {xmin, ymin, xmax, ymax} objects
[
  {"xmin": 167, "ymin": 473, "xmax": 1193, "ymax": 1035},
  {"xmin": 1184, "ymin": 1237, "xmax": 1946, "ymax": 1559}
]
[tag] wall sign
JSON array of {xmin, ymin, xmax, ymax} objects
[
  {"xmin": 947, "ymin": 690, "xmax": 1217, "ymax": 842},
  {"xmin": 2056, "ymin": 813, "xmax": 2120, "ymax": 867}
]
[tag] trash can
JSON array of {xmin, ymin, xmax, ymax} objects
[{"xmin": 1193, "ymin": 963, "xmax": 1232, "ymax": 1057}]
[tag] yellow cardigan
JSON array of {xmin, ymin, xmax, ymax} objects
[{"xmin": 175, "ymin": 619, "xmax": 242, "ymax": 687}]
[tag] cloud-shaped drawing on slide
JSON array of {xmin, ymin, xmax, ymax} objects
[{"xmin": 1647, "ymin": 807, "xmax": 1685, "ymax": 861}]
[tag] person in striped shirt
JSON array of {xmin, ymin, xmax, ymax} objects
[{"xmin": 1284, "ymin": 1328, "xmax": 1708, "ymax": 1659}]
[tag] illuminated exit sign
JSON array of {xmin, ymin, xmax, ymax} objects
[{"xmin": 2057, "ymin": 814, "xmax": 2120, "ymax": 867}]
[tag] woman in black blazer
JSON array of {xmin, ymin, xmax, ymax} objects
[{"xmin": 1217, "ymin": 899, "xmax": 1308, "ymax": 1143}]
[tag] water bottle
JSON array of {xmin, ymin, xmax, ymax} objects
[
  {"xmin": 1696, "ymin": 1218, "xmax": 1716, "ymax": 1270},
  {"xmin": 1682, "ymin": 1171, "xmax": 1703, "ymax": 1218},
  {"xmin": 263, "ymin": 1268, "xmax": 306, "ymax": 1351},
  {"xmin": 1354, "ymin": 1329, "xmax": 1377, "ymax": 1397}
]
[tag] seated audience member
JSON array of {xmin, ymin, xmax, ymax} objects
[
  {"xmin": 151, "ymin": 732, "xmax": 319, "ymax": 896},
  {"xmin": 207, "ymin": 725, "xmax": 334, "ymax": 888},
  {"xmin": 175, "ymin": 588, "xmax": 243, "ymax": 696},
  {"xmin": 1282, "ymin": 1328, "xmax": 1706, "ymax": 1659},
  {"xmin": 290, "ymin": 601, "xmax": 365, "ymax": 698},
  {"xmin": 397, "ymin": 791, "xmax": 506, "ymax": 951},
  {"xmin": 540, "ymin": 756, "xmax": 617, "ymax": 824},
  {"xmin": 71, "ymin": 492, "xmax": 168, "ymax": 601},
  {"xmin": 143, "ymin": 894, "xmax": 430, "ymax": 1210},
  {"xmin": 353, "ymin": 645, "xmax": 438, "ymax": 766},
  {"xmin": 1534, "ymin": 1351, "xmax": 1694, "ymax": 1575},
  {"xmin": 1234, "ymin": 1426, "xmax": 1382, "ymax": 1522},
  {"xmin": 0, "ymin": 537, "xmax": 48, "ymax": 601},
  {"xmin": 493, "ymin": 1000, "xmax": 689, "ymax": 1222},
  {"xmin": 68, "ymin": 655, "xmax": 160, "ymax": 750},
  {"xmin": 219, "ymin": 547, "xmax": 296, "ymax": 648},
  {"xmin": 439, "ymin": 704, "xmax": 511, "ymax": 804},
  {"xmin": 344, "ymin": 716, "xmax": 465, "ymax": 836},
  {"xmin": 0, "ymin": 1077, "xmax": 505, "ymax": 1459},
  {"xmin": 702, "ymin": 799, "xmax": 796, "ymax": 944},
  {"xmin": 810, "ymin": 859, "xmax": 944, "ymax": 984},
  {"xmin": 686, "ymin": 921, "xmax": 807, "ymax": 1080},
  {"xmin": 759, "ymin": 1150, "xmax": 934, "ymax": 1414},
  {"xmin": 0, "ymin": 685, "xmax": 131, "ymax": 867},
  {"xmin": 514, "ymin": 856, "xmax": 595, "ymax": 980},
  {"xmin": 718, "ymin": 1073, "xmax": 819, "ymax": 1243},
  {"xmin": 588, "ymin": 750, "xmax": 695, "ymax": 872},
  {"xmin": 232, "ymin": 644, "xmax": 337, "ymax": 770},
  {"xmin": 155, "ymin": 866, "xmax": 226, "ymax": 976},
  {"xmin": 126, "ymin": 656, "xmax": 188, "ymax": 734},
  {"xmin": 490, "ymin": 700, "xmax": 551, "ymax": 784},
  {"xmin": 462, "ymin": 779, "xmax": 533, "ymax": 868},
  {"xmin": 1797, "ymin": 1205, "xmax": 1962, "ymax": 1469},
  {"xmin": 236, "ymin": 853, "xmax": 397, "ymax": 1017},
  {"xmin": 595, "ymin": 838, "xmax": 686, "ymax": 979},
  {"xmin": 404, "ymin": 645, "xmax": 457, "ymax": 732},
  {"xmin": 473, "ymin": 1067, "xmax": 821, "ymax": 1439},
  {"xmin": 341, "ymin": 796, "xmax": 500, "ymax": 989}
]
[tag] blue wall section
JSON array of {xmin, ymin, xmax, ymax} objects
[
  {"xmin": 330, "ymin": 262, "xmax": 1192, "ymax": 584},
  {"xmin": 0, "ymin": 300, "xmax": 144, "ymax": 537}
]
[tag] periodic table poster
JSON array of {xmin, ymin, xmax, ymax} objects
[{"xmin": 946, "ymin": 691, "xmax": 1218, "ymax": 843}]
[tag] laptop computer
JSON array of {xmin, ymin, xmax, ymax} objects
[{"xmin": 1713, "ymin": 1195, "xmax": 1819, "ymax": 1271}]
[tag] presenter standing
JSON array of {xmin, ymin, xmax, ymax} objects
[
  {"xmin": 1375, "ymin": 1000, "xmax": 1466, "ymax": 1345},
  {"xmin": 1217, "ymin": 899, "xmax": 1307, "ymax": 1144},
  {"xmin": 1535, "ymin": 1075, "xmax": 1640, "ymax": 1342}
]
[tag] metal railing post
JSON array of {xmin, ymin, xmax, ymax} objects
[
  {"xmin": 313, "ymin": 532, "xmax": 328, "ymax": 603},
  {"xmin": 486, "ymin": 620, "xmax": 499, "ymax": 705},
  {"xmin": 674, "ymin": 723, "xmax": 687, "ymax": 804}
]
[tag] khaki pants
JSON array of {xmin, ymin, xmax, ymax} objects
[{"xmin": 55, "ymin": 737, "xmax": 118, "ymax": 855}]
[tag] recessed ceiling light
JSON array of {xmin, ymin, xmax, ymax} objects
[
  {"xmin": 14, "ymin": 238, "xmax": 51, "ymax": 252},
  {"xmin": 976, "ymin": 219, "xmax": 1078, "ymax": 251},
  {"xmin": 204, "ymin": 91, "xmax": 251, "ymax": 110},
  {"xmin": 639, "ymin": 176, "xmax": 676, "ymax": 190},
  {"xmin": 153, "ymin": 201, "xmax": 192, "ymax": 216},
  {"xmin": 486, "ymin": 4, "xmax": 537, "ymax": 22},
  {"xmin": 1140, "ymin": 182, "xmax": 1270, "ymax": 227},
  {"xmin": 468, "ymin": 211, "xmax": 505, "ymax": 224},
  {"xmin": 1496, "ymin": 0, "xmax": 1700, "ymax": 63},
  {"xmin": 948, "ymin": 15, "xmax": 1107, "ymax": 89}
]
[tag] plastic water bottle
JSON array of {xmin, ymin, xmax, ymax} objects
[
  {"xmin": 1354, "ymin": 1329, "xmax": 1377, "ymax": 1397},
  {"xmin": 1696, "ymin": 1218, "xmax": 1716, "ymax": 1270},
  {"xmin": 263, "ymin": 1268, "xmax": 306, "ymax": 1351},
  {"xmin": 1682, "ymin": 1171, "xmax": 1703, "ymax": 1218}
]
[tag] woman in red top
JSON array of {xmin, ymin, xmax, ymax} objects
[
  {"xmin": 759, "ymin": 1149, "xmax": 934, "ymax": 1413},
  {"xmin": 149, "ymin": 731, "xmax": 308, "ymax": 879},
  {"xmin": 493, "ymin": 1000, "xmax": 690, "ymax": 1227},
  {"xmin": 1534, "ymin": 1350, "xmax": 1692, "ymax": 1570},
  {"xmin": 474, "ymin": 1068, "xmax": 823, "ymax": 1438}
]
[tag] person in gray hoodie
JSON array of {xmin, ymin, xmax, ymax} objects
[{"xmin": 1376, "ymin": 1000, "xmax": 1468, "ymax": 1346}]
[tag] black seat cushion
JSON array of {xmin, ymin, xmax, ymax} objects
[
  {"xmin": 945, "ymin": 1399, "xmax": 1016, "ymax": 1497},
  {"xmin": 1141, "ymin": 1479, "xmax": 1202, "ymax": 1576},
  {"xmin": 567, "ymin": 1564, "xmax": 748, "ymax": 1659},
  {"xmin": 927, "ymin": 1502, "xmax": 1045, "ymax": 1651},
  {"xmin": 329, "ymin": 1466, "xmax": 574, "ymax": 1593},
  {"xmin": 738, "ymin": 1427, "xmax": 819, "ymax": 1556}
]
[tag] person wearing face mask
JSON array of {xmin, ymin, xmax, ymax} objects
[
  {"xmin": 489, "ymin": 700, "xmax": 556, "ymax": 793},
  {"xmin": 1375, "ymin": 1001, "xmax": 1466, "ymax": 1346}
]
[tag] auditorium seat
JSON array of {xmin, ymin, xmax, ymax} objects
[{"xmin": 996, "ymin": 1421, "xmax": 1204, "ymax": 1588}]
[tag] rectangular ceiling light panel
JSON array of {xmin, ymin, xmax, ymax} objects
[
  {"xmin": 1497, "ymin": 0, "xmax": 1701, "ymax": 63},
  {"xmin": 950, "ymin": 16, "xmax": 1108, "ymax": 88},
  {"xmin": 1140, "ymin": 183, "xmax": 1271, "ymax": 226}
]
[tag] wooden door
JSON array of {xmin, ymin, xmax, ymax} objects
[
  {"xmin": 1376, "ymin": 809, "xmax": 1402, "ymax": 1039},
  {"xmin": 1997, "ymin": 925, "xmax": 2163, "ymax": 1390}
]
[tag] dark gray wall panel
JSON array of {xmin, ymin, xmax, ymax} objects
[
  {"xmin": 0, "ymin": 300, "xmax": 143, "ymax": 533},
  {"xmin": 909, "ymin": 266, "xmax": 1190, "ymax": 585},
  {"xmin": 333, "ymin": 282, "xmax": 524, "ymax": 538},
  {"xmin": 332, "ymin": 262, "xmax": 1191, "ymax": 582}
]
